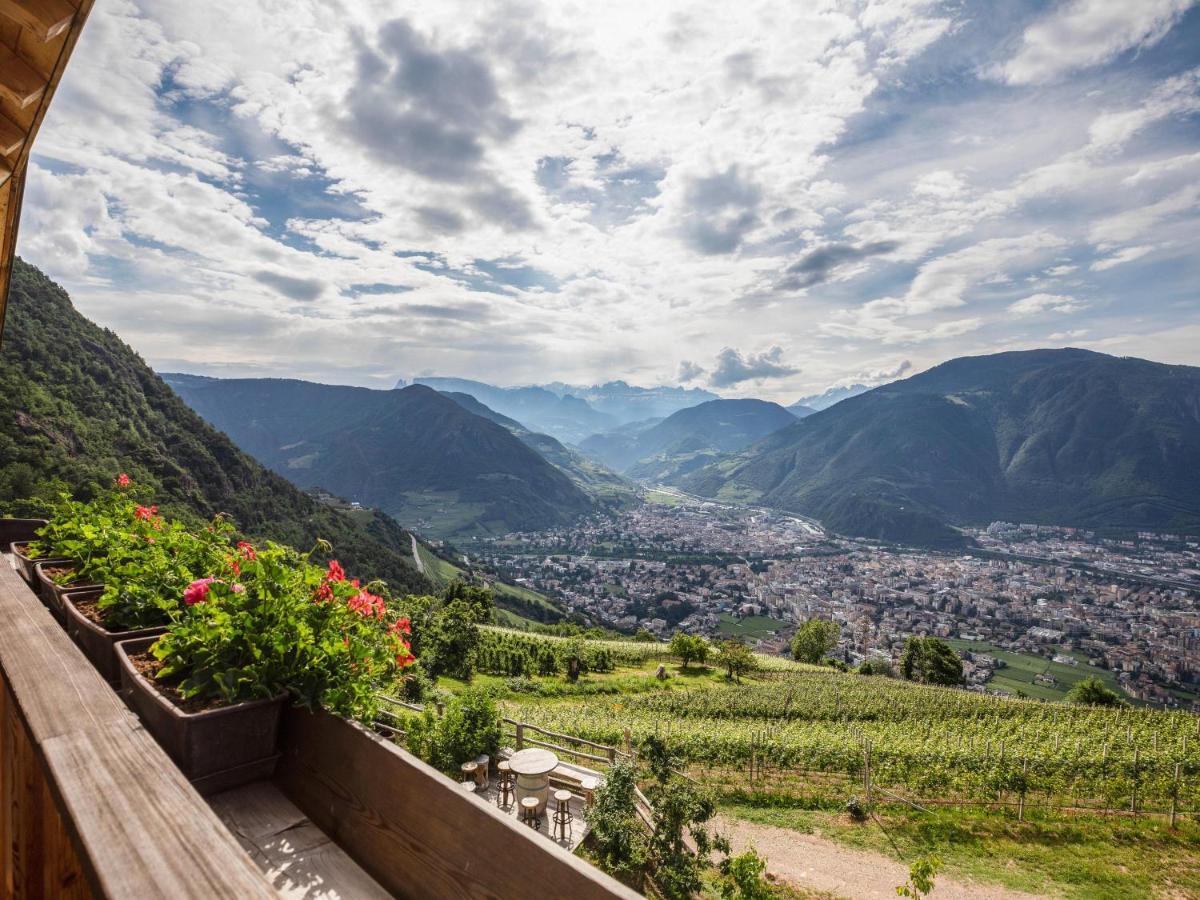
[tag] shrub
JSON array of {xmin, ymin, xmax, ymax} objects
[
  {"xmin": 1066, "ymin": 676, "xmax": 1124, "ymax": 707},
  {"xmin": 586, "ymin": 761, "xmax": 648, "ymax": 877},
  {"xmin": 844, "ymin": 795, "xmax": 867, "ymax": 822},
  {"xmin": 718, "ymin": 848, "xmax": 772, "ymax": 900},
  {"xmin": 404, "ymin": 688, "xmax": 501, "ymax": 771}
]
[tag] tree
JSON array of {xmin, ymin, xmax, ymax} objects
[
  {"xmin": 1066, "ymin": 676, "xmax": 1124, "ymax": 707},
  {"xmin": 899, "ymin": 637, "xmax": 962, "ymax": 686},
  {"xmin": 641, "ymin": 736, "xmax": 728, "ymax": 899},
  {"xmin": 897, "ymin": 854, "xmax": 941, "ymax": 898},
  {"xmin": 422, "ymin": 599, "xmax": 483, "ymax": 680},
  {"xmin": 791, "ymin": 618, "xmax": 840, "ymax": 664},
  {"xmin": 405, "ymin": 687, "xmax": 501, "ymax": 771},
  {"xmin": 857, "ymin": 657, "xmax": 894, "ymax": 677},
  {"xmin": 586, "ymin": 761, "xmax": 647, "ymax": 877},
  {"xmin": 716, "ymin": 639, "xmax": 756, "ymax": 683},
  {"xmin": 669, "ymin": 633, "xmax": 709, "ymax": 668}
]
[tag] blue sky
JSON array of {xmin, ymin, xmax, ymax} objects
[{"xmin": 18, "ymin": 0, "xmax": 1200, "ymax": 400}]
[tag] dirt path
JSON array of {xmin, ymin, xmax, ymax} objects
[
  {"xmin": 411, "ymin": 534, "xmax": 425, "ymax": 574},
  {"xmin": 713, "ymin": 816, "xmax": 1044, "ymax": 900}
]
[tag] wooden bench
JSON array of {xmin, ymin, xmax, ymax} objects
[{"xmin": 549, "ymin": 760, "xmax": 603, "ymax": 805}]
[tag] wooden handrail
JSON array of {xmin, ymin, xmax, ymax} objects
[{"xmin": 0, "ymin": 557, "xmax": 275, "ymax": 897}]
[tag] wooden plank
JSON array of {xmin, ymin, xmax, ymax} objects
[
  {"xmin": 275, "ymin": 708, "xmax": 641, "ymax": 900},
  {"xmin": 40, "ymin": 721, "xmax": 279, "ymax": 899},
  {"xmin": 0, "ymin": 0, "xmax": 74, "ymax": 41},
  {"xmin": 0, "ymin": 44, "xmax": 44, "ymax": 108},
  {"xmin": 0, "ymin": 562, "xmax": 128, "ymax": 743},
  {"xmin": 0, "ymin": 106, "xmax": 25, "ymax": 156},
  {"xmin": 210, "ymin": 781, "xmax": 390, "ymax": 899}
]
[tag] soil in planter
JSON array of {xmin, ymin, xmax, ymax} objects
[
  {"xmin": 129, "ymin": 650, "xmax": 228, "ymax": 715},
  {"xmin": 71, "ymin": 595, "xmax": 110, "ymax": 627},
  {"xmin": 45, "ymin": 564, "xmax": 91, "ymax": 589}
]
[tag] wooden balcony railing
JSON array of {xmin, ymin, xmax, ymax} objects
[{"xmin": 0, "ymin": 551, "xmax": 639, "ymax": 898}]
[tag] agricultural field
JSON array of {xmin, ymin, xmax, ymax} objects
[
  {"xmin": 946, "ymin": 638, "xmax": 1129, "ymax": 703},
  {"xmin": 717, "ymin": 612, "xmax": 787, "ymax": 641}
]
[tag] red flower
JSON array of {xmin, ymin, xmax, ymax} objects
[
  {"xmin": 115, "ymin": 473, "xmax": 132, "ymax": 488},
  {"xmin": 314, "ymin": 581, "xmax": 333, "ymax": 603},
  {"xmin": 236, "ymin": 541, "xmax": 257, "ymax": 560},
  {"xmin": 326, "ymin": 559, "xmax": 346, "ymax": 582},
  {"xmin": 390, "ymin": 617, "xmax": 412, "ymax": 636},
  {"xmin": 348, "ymin": 588, "xmax": 385, "ymax": 619},
  {"xmin": 229, "ymin": 558, "xmax": 241, "ymax": 576},
  {"xmin": 183, "ymin": 577, "xmax": 215, "ymax": 606},
  {"xmin": 134, "ymin": 504, "xmax": 158, "ymax": 521}
]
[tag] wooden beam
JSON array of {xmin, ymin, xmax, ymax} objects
[
  {"xmin": 0, "ymin": 0, "xmax": 74, "ymax": 42},
  {"xmin": 0, "ymin": 44, "xmax": 44, "ymax": 109},
  {"xmin": 0, "ymin": 112, "xmax": 23, "ymax": 156}
]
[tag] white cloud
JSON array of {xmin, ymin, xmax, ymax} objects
[
  {"xmin": 1008, "ymin": 293, "xmax": 1088, "ymax": 317},
  {"xmin": 1090, "ymin": 245, "xmax": 1155, "ymax": 271},
  {"xmin": 992, "ymin": 0, "xmax": 1196, "ymax": 86}
]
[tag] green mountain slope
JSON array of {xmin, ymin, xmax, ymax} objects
[
  {"xmin": 581, "ymin": 398, "xmax": 800, "ymax": 479},
  {"xmin": 0, "ymin": 259, "xmax": 429, "ymax": 593},
  {"xmin": 164, "ymin": 374, "xmax": 596, "ymax": 539},
  {"xmin": 682, "ymin": 349, "xmax": 1200, "ymax": 546},
  {"xmin": 440, "ymin": 391, "xmax": 637, "ymax": 510}
]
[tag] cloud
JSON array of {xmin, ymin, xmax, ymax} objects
[
  {"xmin": 252, "ymin": 270, "xmax": 327, "ymax": 301},
  {"xmin": 775, "ymin": 240, "xmax": 899, "ymax": 290},
  {"xmin": 992, "ymin": 0, "xmax": 1195, "ymax": 85},
  {"xmin": 1090, "ymin": 245, "xmax": 1154, "ymax": 271},
  {"xmin": 1008, "ymin": 293, "xmax": 1088, "ymax": 317},
  {"xmin": 709, "ymin": 346, "xmax": 800, "ymax": 388},
  {"xmin": 346, "ymin": 19, "xmax": 521, "ymax": 183},
  {"xmin": 677, "ymin": 360, "xmax": 705, "ymax": 382},
  {"xmin": 678, "ymin": 166, "xmax": 762, "ymax": 255}
]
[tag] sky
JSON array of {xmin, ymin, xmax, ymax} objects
[{"xmin": 18, "ymin": 0, "xmax": 1200, "ymax": 401}]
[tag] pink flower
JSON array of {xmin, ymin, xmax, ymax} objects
[
  {"xmin": 231, "ymin": 583, "xmax": 245, "ymax": 594},
  {"xmin": 326, "ymin": 559, "xmax": 346, "ymax": 582},
  {"xmin": 348, "ymin": 589, "xmax": 385, "ymax": 619},
  {"xmin": 135, "ymin": 504, "xmax": 157, "ymax": 521},
  {"xmin": 183, "ymin": 577, "xmax": 215, "ymax": 606},
  {"xmin": 236, "ymin": 541, "xmax": 257, "ymax": 560},
  {"xmin": 116, "ymin": 473, "xmax": 132, "ymax": 488},
  {"xmin": 390, "ymin": 617, "xmax": 412, "ymax": 637}
]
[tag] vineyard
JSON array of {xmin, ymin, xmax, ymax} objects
[{"xmin": 505, "ymin": 668, "xmax": 1200, "ymax": 818}]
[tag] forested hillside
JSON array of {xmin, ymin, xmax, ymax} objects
[{"xmin": 0, "ymin": 259, "xmax": 429, "ymax": 593}]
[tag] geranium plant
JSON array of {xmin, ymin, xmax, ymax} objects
[{"xmin": 151, "ymin": 542, "xmax": 415, "ymax": 721}]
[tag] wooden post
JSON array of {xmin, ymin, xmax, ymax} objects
[
  {"xmin": 515, "ymin": 722, "xmax": 525, "ymax": 750},
  {"xmin": 623, "ymin": 727, "xmax": 632, "ymax": 758},
  {"xmin": 1171, "ymin": 763, "xmax": 1180, "ymax": 829},
  {"xmin": 436, "ymin": 701, "xmax": 445, "ymax": 719},
  {"xmin": 1019, "ymin": 757, "xmax": 1028, "ymax": 822},
  {"xmin": 1130, "ymin": 748, "xmax": 1139, "ymax": 814},
  {"xmin": 863, "ymin": 740, "xmax": 872, "ymax": 808}
]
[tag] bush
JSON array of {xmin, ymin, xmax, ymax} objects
[
  {"xmin": 1066, "ymin": 676, "xmax": 1124, "ymax": 707},
  {"xmin": 844, "ymin": 795, "xmax": 867, "ymax": 822},
  {"xmin": 404, "ymin": 688, "xmax": 501, "ymax": 772},
  {"xmin": 718, "ymin": 848, "xmax": 772, "ymax": 900},
  {"xmin": 587, "ymin": 761, "xmax": 648, "ymax": 877}
]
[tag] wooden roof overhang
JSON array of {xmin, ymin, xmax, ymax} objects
[{"xmin": 0, "ymin": 0, "xmax": 95, "ymax": 342}]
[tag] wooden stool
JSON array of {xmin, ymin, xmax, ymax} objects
[
  {"xmin": 580, "ymin": 776, "xmax": 599, "ymax": 809},
  {"xmin": 551, "ymin": 789, "xmax": 573, "ymax": 842},
  {"xmin": 474, "ymin": 754, "xmax": 490, "ymax": 790},
  {"xmin": 497, "ymin": 761, "xmax": 514, "ymax": 808},
  {"xmin": 460, "ymin": 761, "xmax": 477, "ymax": 786},
  {"xmin": 520, "ymin": 796, "xmax": 540, "ymax": 830},
  {"xmin": 460, "ymin": 780, "xmax": 476, "ymax": 793}
]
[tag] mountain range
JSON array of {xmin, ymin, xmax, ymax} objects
[
  {"xmin": 680, "ymin": 349, "xmax": 1200, "ymax": 546},
  {"xmin": 580, "ymin": 398, "xmax": 802, "ymax": 481},
  {"xmin": 165, "ymin": 375, "xmax": 597, "ymax": 539},
  {"xmin": 0, "ymin": 260, "xmax": 429, "ymax": 594},
  {"xmin": 405, "ymin": 376, "xmax": 720, "ymax": 443}
]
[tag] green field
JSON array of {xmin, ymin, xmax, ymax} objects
[
  {"xmin": 413, "ymin": 540, "xmax": 563, "ymax": 624},
  {"xmin": 644, "ymin": 489, "xmax": 685, "ymax": 506},
  {"xmin": 717, "ymin": 612, "xmax": 786, "ymax": 641},
  {"xmin": 946, "ymin": 638, "xmax": 1129, "ymax": 702}
]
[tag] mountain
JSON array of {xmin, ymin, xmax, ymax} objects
[
  {"xmin": 438, "ymin": 391, "xmax": 637, "ymax": 509},
  {"xmin": 682, "ymin": 349, "xmax": 1200, "ymax": 547},
  {"xmin": 794, "ymin": 383, "xmax": 871, "ymax": 411},
  {"xmin": 580, "ymin": 398, "xmax": 800, "ymax": 480},
  {"xmin": 787, "ymin": 402, "xmax": 818, "ymax": 418},
  {"xmin": 0, "ymin": 259, "xmax": 428, "ymax": 594},
  {"xmin": 541, "ymin": 380, "xmax": 721, "ymax": 423},
  {"xmin": 166, "ymin": 375, "xmax": 595, "ymax": 539},
  {"xmin": 407, "ymin": 376, "xmax": 614, "ymax": 443}
]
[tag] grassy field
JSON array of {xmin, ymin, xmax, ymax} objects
[
  {"xmin": 414, "ymin": 540, "xmax": 565, "ymax": 622},
  {"xmin": 717, "ymin": 612, "xmax": 786, "ymax": 641},
  {"xmin": 946, "ymin": 638, "xmax": 1129, "ymax": 702},
  {"xmin": 722, "ymin": 802, "xmax": 1200, "ymax": 899},
  {"xmin": 644, "ymin": 489, "xmax": 685, "ymax": 507}
]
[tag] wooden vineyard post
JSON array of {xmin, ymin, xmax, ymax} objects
[
  {"xmin": 1131, "ymin": 748, "xmax": 1139, "ymax": 814},
  {"xmin": 863, "ymin": 740, "xmax": 872, "ymax": 809},
  {"xmin": 1171, "ymin": 763, "xmax": 1181, "ymax": 829},
  {"xmin": 515, "ymin": 722, "xmax": 525, "ymax": 750},
  {"xmin": 623, "ymin": 727, "xmax": 632, "ymax": 758},
  {"xmin": 1019, "ymin": 757, "xmax": 1028, "ymax": 822}
]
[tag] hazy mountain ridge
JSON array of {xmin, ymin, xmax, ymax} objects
[
  {"xmin": 580, "ymin": 398, "xmax": 801, "ymax": 479},
  {"xmin": 167, "ymin": 375, "xmax": 595, "ymax": 539},
  {"xmin": 681, "ymin": 349, "xmax": 1200, "ymax": 546}
]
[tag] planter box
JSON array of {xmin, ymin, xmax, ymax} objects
[
  {"xmin": 34, "ymin": 561, "xmax": 101, "ymax": 625},
  {"xmin": 116, "ymin": 636, "xmax": 285, "ymax": 794},
  {"xmin": 62, "ymin": 588, "xmax": 166, "ymax": 684},
  {"xmin": 0, "ymin": 518, "xmax": 46, "ymax": 546},
  {"xmin": 9, "ymin": 540, "xmax": 69, "ymax": 588}
]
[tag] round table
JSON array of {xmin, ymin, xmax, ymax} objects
[{"xmin": 508, "ymin": 748, "xmax": 558, "ymax": 817}]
